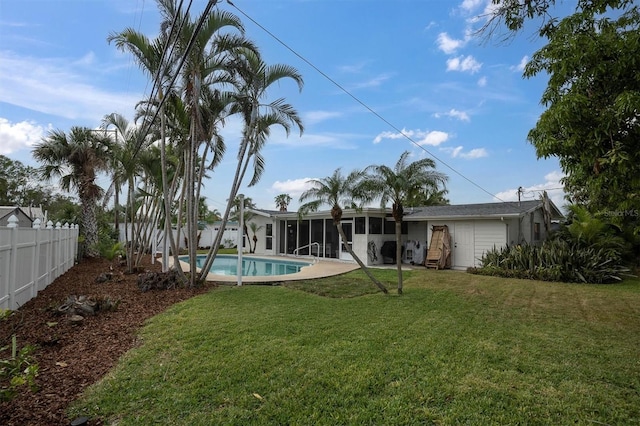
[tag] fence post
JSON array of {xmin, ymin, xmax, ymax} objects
[
  {"xmin": 31, "ymin": 219, "xmax": 42, "ymax": 300},
  {"xmin": 7, "ymin": 215, "xmax": 18, "ymax": 309}
]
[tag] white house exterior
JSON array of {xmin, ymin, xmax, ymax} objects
[{"xmin": 246, "ymin": 200, "xmax": 563, "ymax": 269}]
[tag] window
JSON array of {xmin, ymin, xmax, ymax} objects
[
  {"xmin": 355, "ymin": 217, "xmax": 365, "ymax": 234},
  {"xmin": 265, "ymin": 223, "xmax": 273, "ymax": 250},
  {"xmin": 384, "ymin": 216, "xmax": 395, "ymax": 234},
  {"xmin": 369, "ymin": 217, "xmax": 382, "ymax": 234},
  {"xmin": 533, "ymin": 222, "xmax": 541, "ymax": 241}
]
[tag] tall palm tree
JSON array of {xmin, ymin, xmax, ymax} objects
[
  {"xmin": 108, "ymin": 4, "xmax": 182, "ymax": 273},
  {"xmin": 299, "ymin": 168, "xmax": 389, "ymax": 294},
  {"xmin": 32, "ymin": 127, "xmax": 113, "ymax": 258},
  {"xmin": 198, "ymin": 46, "xmax": 304, "ymax": 280},
  {"xmin": 101, "ymin": 113, "xmax": 157, "ymax": 272},
  {"xmin": 274, "ymin": 193, "xmax": 292, "ymax": 211},
  {"xmin": 364, "ymin": 151, "xmax": 448, "ymax": 294}
]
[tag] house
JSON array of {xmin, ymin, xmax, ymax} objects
[
  {"xmin": 403, "ymin": 200, "xmax": 564, "ymax": 269},
  {"xmin": 0, "ymin": 206, "xmax": 34, "ymax": 228},
  {"xmin": 246, "ymin": 199, "xmax": 563, "ymax": 269}
]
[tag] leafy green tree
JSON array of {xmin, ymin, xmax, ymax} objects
[
  {"xmin": 0, "ymin": 155, "xmax": 48, "ymax": 206},
  {"xmin": 526, "ymin": 6, "xmax": 640, "ymax": 236},
  {"xmin": 299, "ymin": 168, "xmax": 389, "ymax": 294},
  {"xmin": 364, "ymin": 151, "xmax": 447, "ymax": 294},
  {"xmin": 32, "ymin": 127, "xmax": 113, "ymax": 257},
  {"xmin": 484, "ymin": 1, "xmax": 640, "ymax": 243},
  {"xmin": 47, "ymin": 194, "xmax": 81, "ymax": 225},
  {"xmin": 482, "ymin": 0, "xmax": 635, "ymax": 37}
]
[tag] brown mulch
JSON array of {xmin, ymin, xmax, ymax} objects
[{"xmin": 0, "ymin": 256, "xmax": 213, "ymax": 426}]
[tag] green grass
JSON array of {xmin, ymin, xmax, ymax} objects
[{"xmin": 69, "ymin": 269, "xmax": 640, "ymax": 425}]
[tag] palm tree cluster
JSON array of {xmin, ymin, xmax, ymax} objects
[
  {"xmin": 32, "ymin": 0, "xmax": 303, "ymax": 286},
  {"xmin": 299, "ymin": 151, "xmax": 448, "ymax": 294}
]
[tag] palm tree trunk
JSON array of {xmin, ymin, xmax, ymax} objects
[
  {"xmin": 336, "ymin": 223, "xmax": 388, "ymax": 294},
  {"xmin": 81, "ymin": 195, "xmax": 100, "ymax": 258},
  {"xmin": 395, "ymin": 220, "xmax": 403, "ymax": 295}
]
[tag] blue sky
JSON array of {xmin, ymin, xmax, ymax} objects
[{"xmin": 0, "ymin": 0, "xmax": 567, "ymax": 213}]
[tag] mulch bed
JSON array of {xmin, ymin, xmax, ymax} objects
[{"xmin": 0, "ymin": 256, "xmax": 213, "ymax": 426}]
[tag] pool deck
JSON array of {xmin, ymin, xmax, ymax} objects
[{"xmin": 173, "ymin": 254, "xmax": 361, "ymax": 283}]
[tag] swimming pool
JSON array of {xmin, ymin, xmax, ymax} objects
[{"xmin": 184, "ymin": 254, "xmax": 312, "ymax": 277}]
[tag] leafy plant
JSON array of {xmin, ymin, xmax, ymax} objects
[
  {"xmin": 100, "ymin": 241, "xmax": 125, "ymax": 261},
  {"xmin": 0, "ymin": 336, "xmax": 39, "ymax": 402},
  {"xmin": 472, "ymin": 238, "xmax": 631, "ymax": 283}
]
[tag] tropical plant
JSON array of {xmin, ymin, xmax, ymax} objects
[
  {"xmin": 274, "ymin": 193, "xmax": 292, "ymax": 211},
  {"xmin": 299, "ymin": 168, "xmax": 389, "ymax": 294},
  {"xmin": 248, "ymin": 222, "xmax": 263, "ymax": 253},
  {"xmin": 0, "ymin": 336, "xmax": 38, "ymax": 402},
  {"xmin": 32, "ymin": 127, "xmax": 113, "ymax": 257},
  {"xmin": 197, "ymin": 46, "xmax": 304, "ymax": 281},
  {"xmin": 364, "ymin": 151, "xmax": 447, "ymax": 294},
  {"xmin": 472, "ymin": 239, "xmax": 630, "ymax": 284}
]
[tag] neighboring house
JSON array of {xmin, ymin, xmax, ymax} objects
[
  {"xmin": 0, "ymin": 206, "xmax": 34, "ymax": 228},
  {"xmin": 247, "ymin": 199, "xmax": 564, "ymax": 269},
  {"xmin": 22, "ymin": 206, "xmax": 47, "ymax": 225}
]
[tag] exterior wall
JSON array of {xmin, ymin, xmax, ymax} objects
[
  {"xmin": 426, "ymin": 219, "xmax": 508, "ymax": 269},
  {"xmin": 246, "ymin": 215, "xmax": 275, "ymax": 255},
  {"xmin": 473, "ymin": 220, "xmax": 507, "ymax": 266}
]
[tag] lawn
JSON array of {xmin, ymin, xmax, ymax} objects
[{"xmin": 70, "ymin": 268, "xmax": 640, "ymax": 425}]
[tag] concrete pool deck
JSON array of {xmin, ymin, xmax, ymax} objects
[{"xmin": 171, "ymin": 254, "xmax": 361, "ymax": 283}]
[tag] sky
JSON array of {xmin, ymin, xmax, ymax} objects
[{"xmin": 0, "ymin": 0, "xmax": 569, "ymax": 214}]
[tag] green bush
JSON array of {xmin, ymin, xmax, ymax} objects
[
  {"xmin": 0, "ymin": 336, "xmax": 39, "ymax": 402},
  {"xmin": 470, "ymin": 205, "xmax": 636, "ymax": 284},
  {"xmin": 471, "ymin": 238, "xmax": 631, "ymax": 283}
]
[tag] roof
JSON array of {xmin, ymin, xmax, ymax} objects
[
  {"xmin": 253, "ymin": 200, "xmax": 564, "ymax": 221},
  {"xmin": 404, "ymin": 200, "xmax": 563, "ymax": 220},
  {"xmin": 0, "ymin": 206, "xmax": 33, "ymax": 223}
]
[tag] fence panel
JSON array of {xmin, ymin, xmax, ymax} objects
[{"xmin": 0, "ymin": 216, "xmax": 79, "ymax": 310}]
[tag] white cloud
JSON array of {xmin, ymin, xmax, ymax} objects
[
  {"xmin": 350, "ymin": 73, "xmax": 393, "ymax": 90},
  {"xmin": 435, "ymin": 109, "xmax": 470, "ymax": 122},
  {"xmin": 460, "ymin": 0, "xmax": 484, "ymax": 13},
  {"xmin": 436, "ymin": 32, "xmax": 465, "ymax": 54},
  {"xmin": 303, "ymin": 110, "xmax": 342, "ymax": 125},
  {"xmin": 460, "ymin": 147, "xmax": 488, "ymax": 158},
  {"xmin": 511, "ymin": 55, "xmax": 529, "ymax": 72},
  {"xmin": 477, "ymin": 76, "xmax": 488, "ymax": 87},
  {"xmin": 271, "ymin": 178, "xmax": 315, "ymax": 196},
  {"xmin": 0, "ymin": 118, "xmax": 47, "ymax": 155},
  {"xmin": 446, "ymin": 55, "xmax": 482, "ymax": 73},
  {"xmin": 0, "ymin": 51, "xmax": 141, "ymax": 121},
  {"xmin": 442, "ymin": 145, "xmax": 488, "ymax": 159},
  {"xmin": 494, "ymin": 170, "xmax": 566, "ymax": 209},
  {"xmin": 373, "ymin": 128, "xmax": 449, "ymax": 146}
]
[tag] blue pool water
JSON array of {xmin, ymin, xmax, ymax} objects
[{"xmin": 184, "ymin": 254, "xmax": 311, "ymax": 277}]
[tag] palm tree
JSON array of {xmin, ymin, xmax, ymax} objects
[
  {"xmin": 364, "ymin": 151, "xmax": 448, "ymax": 294},
  {"xmin": 248, "ymin": 222, "xmax": 263, "ymax": 253},
  {"xmin": 274, "ymin": 193, "xmax": 292, "ymax": 211},
  {"xmin": 298, "ymin": 168, "xmax": 389, "ymax": 294},
  {"xmin": 198, "ymin": 46, "xmax": 304, "ymax": 280},
  {"xmin": 32, "ymin": 127, "xmax": 113, "ymax": 257}
]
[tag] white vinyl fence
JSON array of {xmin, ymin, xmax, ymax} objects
[{"xmin": 0, "ymin": 215, "xmax": 79, "ymax": 310}]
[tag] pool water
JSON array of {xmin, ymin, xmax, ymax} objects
[{"xmin": 186, "ymin": 254, "xmax": 311, "ymax": 277}]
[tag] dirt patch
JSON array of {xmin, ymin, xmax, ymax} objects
[{"xmin": 0, "ymin": 256, "xmax": 212, "ymax": 426}]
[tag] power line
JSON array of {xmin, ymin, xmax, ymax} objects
[{"xmin": 225, "ymin": 0, "xmax": 514, "ymax": 204}]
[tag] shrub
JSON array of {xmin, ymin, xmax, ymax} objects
[
  {"xmin": 472, "ymin": 238, "xmax": 631, "ymax": 283},
  {"xmin": 0, "ymin": 336, "xmax": 39, "ymax": 402}
]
